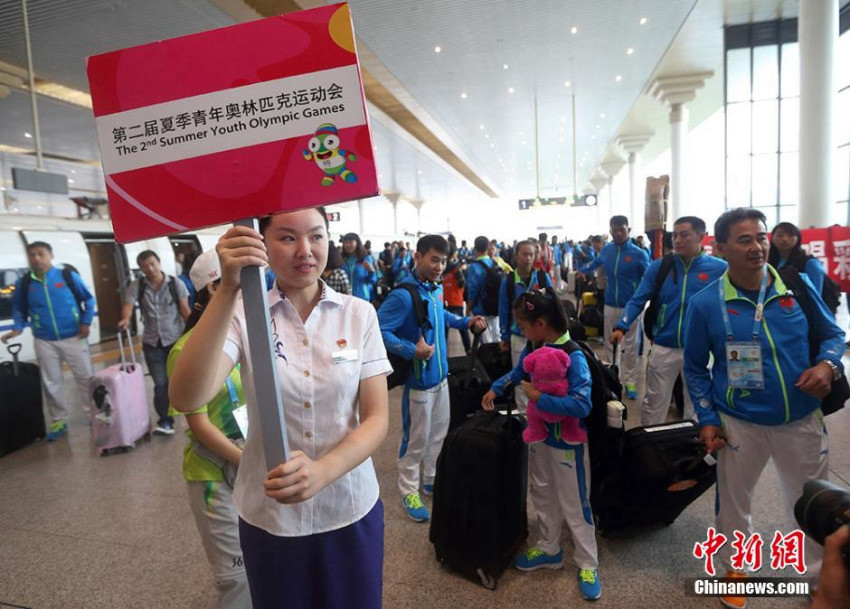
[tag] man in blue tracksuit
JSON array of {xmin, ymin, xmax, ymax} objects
[
  {"xmin": 684, "ymin": 209, "xmax": 844, "ymax": 606},
  {"xmin": 1, "ymin": 241, "xmax": 96, "ymax": 441},
  {"xmin": 378, "ymin": 235, "xmax": 485, "ymax": 523},
  {"xmin": 499, "ymin": 239, "xmax": 552, "ymax": 413},
  {"xmin": 577, "ymin": 215, "xmax": 649, "ymax": 399},
  {"xmin": 611, "ymin": 217, "xmax": 727, "ymax": 424},
  {"xmin": 466, "ymin": 235, "xmax": 500, "ymax": 342}
]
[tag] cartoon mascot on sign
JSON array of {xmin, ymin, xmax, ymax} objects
[{"xmin": 303, "ymin": 123, "xmax": 358, "ymax": 186}]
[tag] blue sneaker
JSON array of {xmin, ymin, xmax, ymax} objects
[
  {"xmin": 421, "ymin": 483, "xmax": 434, "ymax": 496},
  {"xmin": 578, "ymin": 569, "xmax": 602, "ymax": 600},
  {"xmin": 625, "ymin": 383, "xmax": 638, "ymax": 400},
  {"xmin": 514, "ymin": 547, "xmax": 564, "ymax": 571},
  {"xmin": 46, "ymin": 420, "xmax": 68, "ymax": 442},
  {"xmin": 402, "ymin": 493, "xmax": 429, "ymax": 522}
]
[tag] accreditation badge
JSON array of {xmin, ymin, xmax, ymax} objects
[{"xmin": 726, "ymin": 342, "xmax": 765, "ymax": 390}]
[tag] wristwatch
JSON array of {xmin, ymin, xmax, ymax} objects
[{"xmin": 819, "ymin": 360, "xmax": 843, "ymax": 381}]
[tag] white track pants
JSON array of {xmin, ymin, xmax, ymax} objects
[
  {"xmin": 716, "ymin": 411, "xmax": 828, "ymax": 578},
  {"xmin": 34, "ymin": 336, "xmax": 93, "ymax": 423},
  {"xmin": 603, "ymin": 307, "xmax": 639, "ymax": 387},
  {"xmin": 398, "ymin": 380, "xmax": 450, "ymax": 497},
  {"xmin": 510, "ymin": 334, "xmax": 529, "ymax": 414},
  {"xmin": 529, "ymin": 442, "xmax": 599, "ymax": 570},
  {"xmin": 641, "ymin": 345, "xmax": 694, "ymax": 426}
]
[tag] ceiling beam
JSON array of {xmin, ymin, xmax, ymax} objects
[{"xmin": 236, "ymin": 0, "xmax": 498, "ymax": 198}]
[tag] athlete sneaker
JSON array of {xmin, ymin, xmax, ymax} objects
[
  {"xmin": 625, "ymin": 383, "xmax": 638, "ymax": 400},
  {"xmin": 578, "ymin": 569, "xmax": 602, "ymax": 601},
  {"xmin": 421, "ymin": 483, "xmax": 434, "ymax": 496},
  {"xmin": 514, "ymin": 547, "xmax": 564, "ymax": 571},
  {"xmin": 402, "ymin": 492, "xmax": 429, "ymax": 522},
  {"xmin": 720, "ymin": 570, "xmax": 747, "ymax": 609},
  {"xmin": 153, "ymin": 422, "xmax": 175, "ymax": 436},
  {"xmin": 46, "ymin": 420, "xmax": 68, "ymax": 442}
]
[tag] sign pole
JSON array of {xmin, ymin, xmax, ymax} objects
[{"xmin": 234, "ymin": 217, "xmax": 290, "ymax": 469}]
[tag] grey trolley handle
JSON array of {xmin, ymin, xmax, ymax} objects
[
  {"xmin": 234, "ymin": 217, "xmax": 290, "ymax": 468},
  {"xmin": 7, "ymin": 343, "xmax": 22, "ymax": 376},
  {"xmin": 116, "ymin": 328, "xmax": 137, "ymax": 371}
]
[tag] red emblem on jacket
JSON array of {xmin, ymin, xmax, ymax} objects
[
  {"xmin": 55, "ymin": 282, "xmax": 65, "ymax": 288},
  {"xmin": 698, "ymin": 273, "xmax": 709, "ymax": 281},
  {"xmin": 779, "ymin": 296, "xmax": 795, "ymax": 308},
  {"xmin": 727, "ymin": 308, "xmax": 739, "ymax": 316},
  {"xmin": 625, "ymin": 256, "xmax": 632, "ymax": 262}
]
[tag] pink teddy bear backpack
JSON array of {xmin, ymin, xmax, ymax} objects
[{"xmin": 521, "ymin": 346, "xmax": 584, "ymax": 444}]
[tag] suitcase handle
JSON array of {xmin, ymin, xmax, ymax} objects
[
  {"xmin": 7, "ymin": 343, "xmax": 21, "ymax": 376},
  {"xmin": 464, "ymin": 330, "xmax": 483, "ymax": 385},
  {"xmin": 116, "ymin": 329, "xmax": 137, "ymax": 371}
]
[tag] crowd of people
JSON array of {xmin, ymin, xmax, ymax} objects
[{"xmin": 2, "ymin": 207, "xmax": 848, "ymax": 609}]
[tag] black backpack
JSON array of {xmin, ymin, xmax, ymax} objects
[
  {"xmin": 791, "ymin": 256, "xmax": 841, "ymax": 316},
  {"xmin": 475, "ymin": 260, "xmax": 505, "ymax": 316},
  {"xmin": 777, "ymin": 266, "xmax": 849, "ymax": 416},
  {"xmin": 20, "ymin": 267, "xmax": 85, "ymax": 322},
  {"xmin": 643, "ymin": 254, "xmax": 676, "ymax": 341},
  {"xmin": 385, "ymin": 283, "xmax": 431, "ymax": 389}
]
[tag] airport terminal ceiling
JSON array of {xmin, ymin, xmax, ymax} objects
[{"xmin": 0, "ymin": 0, "xmax": 847, "ymax": 224}]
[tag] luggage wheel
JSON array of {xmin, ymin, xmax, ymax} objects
[{"xmin": 476, "ymin": 568, "xmax": 497, "ymax": 590}]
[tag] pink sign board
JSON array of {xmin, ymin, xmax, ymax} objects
[{"xmin": 87, "ymin": 3, "xmax": 378, "ymax": 243}]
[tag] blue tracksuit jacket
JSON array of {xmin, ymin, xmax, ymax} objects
[
  {"xmin": 343, "ymin": 256, "xmax": 377, "ymax": 302},
  {"xmin": 579, "ymin": 240, "xmax": 649, "ymax": 308},
  {"xmin": 684, "ymin": 266, "xmax": 845, "ymax": 427},
  {"xmin": 616, "ymin": 252, "xmax": 727, "ymax": 349},
  {"xmin": 12, "ymin": 267, "xmax": 96, "ymax": 340},
  {"xmin": 378, "ymin": 276, "xmax": 470, "ymax": 391},
  {"xmin": 466, "ymin": 256, "xmax": 494, "ymax": 316}
]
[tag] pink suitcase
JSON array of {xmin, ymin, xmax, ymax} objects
[{"xmin": 89, "ymin": 330, "xmax": 151, "ymax": 455}]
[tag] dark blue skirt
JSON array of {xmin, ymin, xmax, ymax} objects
[{"xmin": 239, "ymin": 500, "xmax": 384, "ymax": 609}]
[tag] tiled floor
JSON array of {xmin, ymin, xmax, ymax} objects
[{"xmin": 1, "ymin": 307, "xmax": 848, "ymax": 609}]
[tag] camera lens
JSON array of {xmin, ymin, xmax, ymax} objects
[{"xmin": 794, "ymin": 480, "xmax": 850, "ymax": 546}]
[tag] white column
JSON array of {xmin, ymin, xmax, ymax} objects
[
  {"xmin": 602, "ymin": 159, "xmax": 626, "ymax": 217},
  {"xmin": 590, "ymin": 175, "xmax": 608, "ymax": 230},
  {"xmin": 357, "ymin": 199, "xmax": 365, "ymax": 235},
  {"xmin": 618, "ymin": 134, "xmax": 653, "ymax": 235},
  {"xmin": 670, "ymin": 103, "xmax": 690, "ymax": 222},
  {"xmin": 798, "ymin": 0, "xmax": 838, "ymax": 228},
  {"xmin": 649, "ymin": 73, "xmax": 712, "ymax": 221}
]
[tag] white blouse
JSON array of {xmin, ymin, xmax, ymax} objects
[{"xmin": 223, "ymin": 282, "xmax": 391, "ymax": 536}]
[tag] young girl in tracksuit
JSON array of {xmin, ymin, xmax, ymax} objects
[
  {"xmin": 482, "ymin": 288, "xmax": 602, "ymax": 601},
  {"xmin": 166, "ymin": 250, "xmax": 250, "ymax": 609}
]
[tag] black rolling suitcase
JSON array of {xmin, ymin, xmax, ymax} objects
[
  {"xmin": 447, "ymin": 332, "xmax": 491, "ymax": 430},
  {"xmin": 593, "ymin": 420, "xmax": 716, "ymax": 534},
  {"xmin": 430, "ymin": 409, "xmax": 528, "ymax": 590},
  {"xmin": 476, "ymin": 342, "xmax": 512, "ymax": 382},
  {"xmin": 0, "ymin": 344, "xmax": 46, "ymax": 457}
]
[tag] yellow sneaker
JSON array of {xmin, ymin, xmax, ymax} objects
[{"xmin": 720, "ymin": 571, "xmax": 747, "ymax": 609}]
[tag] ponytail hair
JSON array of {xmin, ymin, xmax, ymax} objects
[{"xmin": 512, "ymin": 287, "xmax": 569, "ymax": 334}]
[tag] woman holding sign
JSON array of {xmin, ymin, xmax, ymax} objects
[{"xmin": 170, "ymin": 207, "xmax": 391, "ymax": 609}]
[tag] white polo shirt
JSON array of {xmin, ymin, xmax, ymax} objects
[{"xmin": 223, "ymin": 281, "xmax": 391, "ymax": 536}]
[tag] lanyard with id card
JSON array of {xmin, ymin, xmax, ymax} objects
[{"xmin": 720, "ymin": 272, "xmax": 767, "ymax": 390}]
